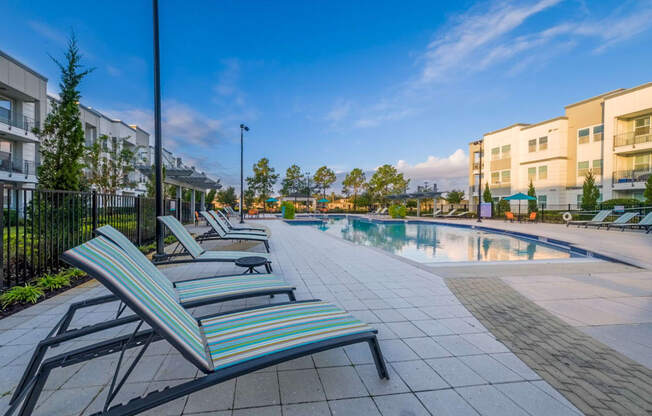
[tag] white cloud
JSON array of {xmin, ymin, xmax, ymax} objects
[
  {"xmin": 27, "ymin": 20, "xmax": 68, "ymax": 45},
  {"xmin": 106, "ymin": 65, "xmax": 122, "ymax": 77},
  {"xmin": 325, "ymin": 100, "xmax": 353, "ymax": 123},
  {"xmin": 394, "ymin": 149, "xmax": 469, "ymax": 191}
]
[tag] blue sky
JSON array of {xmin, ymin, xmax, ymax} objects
[{"xmin": 2, "ymin": 0, "xmax": 652, "ymax": 192}]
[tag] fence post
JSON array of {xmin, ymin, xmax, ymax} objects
[
  {"xmin": 136, "ymin": 195, "xmax": 142, "ymax": 246},
  {"xmin": 0, "ymin": 183, "xmax": 4, "ymax": 291},
  {"xmin": 92, "ymin": 190, "xmax": 98, "ymax": 231}
]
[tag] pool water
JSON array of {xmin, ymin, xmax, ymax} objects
[{"xmin": 309, "ymin": 217, "xmax": 577, "ymax": 263}]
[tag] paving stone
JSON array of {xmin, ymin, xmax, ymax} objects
[
  {"xmin": 318, "ymin": 366, "xmax": 368, "ymax": 400},
  {"xmin": 491, "ymin": 352, "xmax": 542, "ymax": 380},
  {"xmin": 313, "ymin": 348, "xmax": 351, "ymax": 368},
  {"xmin": 391, "ymin": 360, "xmax": 448, "ymax": 391},
  {"xmin": 459, "ymin": 355, "xmax": 523, "ymax": 383},
  {"xmin": 403, "ymin": 336, "xmax": 452, "ymax": 359},
  {"xmin": 372, "ymin": 393, "xmax": 430, "ymax": 416},
  {"xmin": 377, "ymin": 339, "xmax": 419, "ymax": 362},
  {"xmin": 278, "ymin": 369, "xmax": 326, "ymax": 404},
  {"xmin": 329, "ymin": 397, "xmax": 380, "ymax": 416},
  {"xmin": 495, "ymin": 382, "xmax": 581, "ymax": 416},
  {"xmin": 416, "ymin": 389, "xmax": 481, "ymax": 416},
  {"xmin": 412, "ymin": 319, "xmax": 455, "ymax": 336},
  {"xmin": 234, "ymin": 371, "xmax": 280, "ymax": 408},
  {"xmin": 33, "ymin": 385, "xmax": 103, "ymax": 416},
  {"xmin": 457, "ymin": 385, "xmax": 529, "ymax": 416},
  {"xmin": 142, "ymin": 381, "xmax": 191, "ymax": 416},
  {"xmin": 432, "ymin": 335, "xmax": 484, "ymax": 356},
  {"xmin": 426, "ymin": 357, "xmax": 485, "ymax": 387},
  {"xmin": 354, "ymin": 363, "xmax": 409, "ymax": 396},
  {"xmin": 232, "ymin": 405, "xmax": 281, "ymax": 415},
  {"xmin": 384, "ymin": 321, "xmax": 426, "ymax": 338},
  {"xmin": 183, "ymin": 379, "xmax": 235, "ymax": 413},
  {"xmin": 461, "ymin": 333, "xmax": 510, "ymax": 354},
  {"xmin": 373, "ymin": 309, "xmax": 406, "ymax": 323},
  {"xmin": 283, "ymin": 401, "xmax": 331, "ymax": 416}
]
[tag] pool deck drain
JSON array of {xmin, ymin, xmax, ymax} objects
[{"xmin": 446, "ymin": 277, "xmax": 652, "ymax": 416}]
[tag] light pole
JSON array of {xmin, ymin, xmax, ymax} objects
[
  {"xmin": 474, "ymin": 140, "xmax": 483, "ymax": 223},
  {"xmin": 152, "ymin": 0, "xmax": 165, "ymax": 260},
  {"xmin": 305, "ymin": 172, "xmax": 311, "ymax": 213},
  {"xmin": 240, "ymin": 124, "xmax": 249, "ymax": 223}
]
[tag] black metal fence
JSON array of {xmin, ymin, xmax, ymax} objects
[{"xmin": 1, "ymin": 185, "xmax": 196, "ymax": 291}]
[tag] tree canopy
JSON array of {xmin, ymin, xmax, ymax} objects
[
  {"xmin": 280, "ymin": 164, "xmax": 302, "ymax": 196},
  {"xmin": 217, "ymin": 186, "xmax": 237, "ymax": 208},
  {"xmin": 482, "ymin": 183, "xmax": 493, "ymax": 203},
  {"xmin": 37, "ymin": 33, "xmax": 93, "ymax": 190},
  {"xmin": 313, "ymin": 166, "xmax": 337, "ymax": 198},
  {"xmin": 527, "ymin": 180, "xmax": 537, "ymax": 212},
  {"xmin": 581, "ymin": 171, "xmax": 600, "ymax": 210},
  {"xmin": 445, "ymin": 190, "xmax": 465, "ymax": 204},
  {"xmin": 246, "ymin": 158, "xmax": 279, "ymax": 209},
  {"xmin": 342, "ymin": 168, "xmax": 366, "ymax": 210},
  {"xmin": 83, "ymin": 135, "xmax": 135, "ymax": 193},
  {"xmin": 367, "ymin": 164, "xmax": 409, "ymax": 203}
]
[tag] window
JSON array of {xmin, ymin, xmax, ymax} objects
[
  {"xmin": 577, "ymin": 194, "xmax": 582, "ymax": 205},
  {"xmin": 528, "ymin": 167, "xmax": 536, "ymax": 180},
  {"xmin": 491, "ymin": 171, "xmax": 499, "ymax": 184},
  {"xmin": 501, "ymin": 144, "xmax": 511, "ymax": 158},
  {"xmin": 592, "ymin": 159, "xmax": 602, "ymax": 174},
  {"xmin": 634, "ymin": 154, "xmax": 650, "ymax": 172},
  {"xmin": 538, "ymin": 195, "xmax": 547, "ymax": 208},
  {"xmin": 578, "ymin": 128, "xmax": 590, "ymax": 144},
  {"xmin": 0, "ymin": 98, "xmax": 11, "ymax": 124},
  {"xmin": 593, "ymin": 125, "xmax": 603, "ymax": 141},
  {"xmin": 578, "ymin": 161, "xmax": 589, "ymax": 176},
  {"xmin": 634, "ymin": 116, "xmax": 650, "ymax": 137},
  {"xmin": 501, "ymin": 170, "xmax": 511, "ymax": 183},
  {"xmin": 528, "ymin": 139, "xmax": 537, "ymax": 153},
  {"xmin": 539, "ymin": 136, "xmax": 548, "ymax": 150},
  {"xmin": 491, "ymin": 147, "xmax": 500, "ymax": 160},
  {"xmin": 538, "ymin": 165, "xmax": 547, "ymax": 180}
]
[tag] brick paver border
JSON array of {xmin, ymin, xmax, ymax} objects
[{"xmin": 446, "ymin": 277, "xmax": 652, "ymax": 416}]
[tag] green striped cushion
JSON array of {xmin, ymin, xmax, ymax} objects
[
  {"xmin": 176, "ymin": 274, "xmax": 293, "ymax": 304},
  {"xmin": 200, "ymin": 211, "xmax": 227, "ymax": 237},
  {"xmin": 158, "ymin": 216, "xmax": 205, "ymax": 258},
  {"xmin": 210, "ymin": 211, "xmax": 266, "ymax": 234},
  {"xmin": 63, "ymin": 237, "xmax": 212, "ymax": 372},
  {"xmin": 199, "ymin": 251, "xmax": 270, "ymax": 261},
  {"xmin": 201, "ymin": 301, "xmax": 374, "ymax": 370},
  {"xmin": 95, "ymin": 225, "xmax": 177, "ymax": 300}
]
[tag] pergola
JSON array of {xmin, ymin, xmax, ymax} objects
[{"xmin": 386, "ymin": 186, "xmax": 443, "ymax": 217}]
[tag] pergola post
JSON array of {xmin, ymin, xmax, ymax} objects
[
  {"xmin": 190, "ymin": 188, "xmax": 196, "ymax": 221},
  {"xmin": 200, "ymin": 191, "xmax": 205, "ymax": 211},
  {"xmin": 177, "ymin": 185, "xmax": 182, "ymax": 221}
]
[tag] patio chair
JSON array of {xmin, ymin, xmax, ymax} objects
[
  {"xmin": 215, "ymin": 209, "xmax": 266, "ymax": 233},
  {"xmin": 441, "ymin": 209, "xmax": 459, "ymax": 218},
  {"xmin": 450, "ymin": 210, "xmax": 472, "ymax": 218},
  {"xmin": 8, "ymin": 237, "xmax": 388, "ymax": 416},
  {"xmin": 526, "ymin": 212, "xmax": 537, "ymax": 222},
  {"xmin": 433, "ymin": 209, "xmax": 441, "ymax": 217},
  {"xmin": 225, "ymin": 206, "xmax": 236, "ymax": 216},
  {"xmin": 566, "ymin": 209, "xmax": 611, "ymax": 227},
  {"xmin": 209, "ymin": 211, "xmax": 267, "ymax": 236},
  {"xmin": 378, "ymin": 207, "xmax": 388, "ymax": 216},
  {"xmin": 587, "ymin": 212, "xmax": 638, "ymax": 229},
  {"xmin": 190, "ymin": 214, "xmax": 269, "ymax": 251},
  {"xmin": 504, "ymin": 211, "xmax": 515, "ymax": 222},
  {"xmin": 613, "ymin": 211, "xmax": 652, "ymax": 233},
  {"xmin": 158, "ymin": 216, "xmax": 272, "ymax": 263},
  {"xmin": 9, "ymin": 233, "xmax": 294, "ymax": 405}
]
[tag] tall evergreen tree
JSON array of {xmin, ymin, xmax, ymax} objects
[
  {"xmin": 527, "ymin": 180, "xmax": 537, "ymax": 213},
  {"xmin": 280, "ymin": 165, "xmax": 302, "ymax": 196},
  {"xmin": 581, "ymin": 171, "xmax": 600, "ymax": 210},
  {"xmin": 342, "ymin": 168, "xmax": 366, "ymax": 211},
  {"xmin": 313, "ymin": 166, "xmax": 336, "ymax": 198},
  {"xmin": 36, "ymin": 33, "xmax": 93, "ymax": 190},
  {"xmin": 482, "ymin": 183, "xmax": 492, "ymax": 203},
  {"xmin": 246, "ymin": 158, "xmax": 279, "ymax": 211}
]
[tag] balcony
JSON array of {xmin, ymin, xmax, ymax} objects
[
  {"xmin": 0, "ymin": 109, "xmax": 40, "ymax": 143},
  {"xmin": 489, "ymin": 184, "xmax": 511, "ymax": 196},
  {"xmin": 612, "ymin": 168, "xmax": 651, "ymax": 189},
  {"xmin": 613, "ymin": 131, "xmax": 652, "ymax": 153},
  {"xmin": 0, "ymin": 151, "xmax": 37, "ymax": 180}
]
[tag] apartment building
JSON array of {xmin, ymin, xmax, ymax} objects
[
  {"xmin": 468, "ymin": 82, "xmax": 652, "ymax": 208},
  {"xmin": 0, "ymin": 50, "xmax": 46, "ymax": 190}
]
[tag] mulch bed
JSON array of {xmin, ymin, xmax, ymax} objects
[{"xmin": 0, "ymin": 273, "xmax": 93, "ymax": 319}]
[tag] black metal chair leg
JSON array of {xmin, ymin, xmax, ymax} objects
[{"xmin": 368, "ymin": 337, "xmax": 389, "ymax": 379}]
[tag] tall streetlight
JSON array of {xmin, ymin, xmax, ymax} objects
[
  {"xmin": 239, "ymin": 124, "xmax": 249, "ymax": 224},
  {"xmin": 152, "ymin": 0, "xmax": 165, "ymax": 259},
  {"xmin": 473, "ymin": 140, "xmax": 483, "ymax": 223},
  {"xmin": 305, "ymin": 172, "xmax": 311, "ymax": 213}
]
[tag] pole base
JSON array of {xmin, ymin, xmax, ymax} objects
[{"xmin": 152, "ymin": 252, "xmax": 168, "ymax": 262}]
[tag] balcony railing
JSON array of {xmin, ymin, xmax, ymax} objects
[
  {"xmin": 612, "ymin": 168, "xmax": 652, "ymax": 185},
  {"xmin": 489, "ymin": 184, "xmax": 511, "ymax": 195},
  {"xmin": 0, "ymin": 108, "xmax": 39, "ymax": 132},
  {"xmin": 614, "ymin": 131, "xmax": 652, "ymax": 148},
  {"xmin": 0, "ymin": 151, "xmax": 36, "ymax": 178}
]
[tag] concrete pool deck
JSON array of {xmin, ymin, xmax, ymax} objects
[{"xmin": 0, "ymin": 219, "xmax": 650, "ymax": 415}]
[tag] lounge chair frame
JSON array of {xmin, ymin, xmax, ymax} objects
[
  {"xmin": 189, "ymin": 214, "xmax": 270, "ymax": 252},
  {"xmin": 215, "ymin": 209, "xmax": 266, "ymax": 232},
  {"xmin": 9, "ymin": 300, "xmax": 387, "ymax": 416}
]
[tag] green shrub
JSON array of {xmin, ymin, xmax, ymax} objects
[
  {"xmin": 164, "ymin": 235, "xmax": 178, "ymax": 245},
  {"xmin": 599, "ymin": 198, "xmax": 641, "ymax": 209},
  {"xmin": 37, "ymin": 273, "xmax": 71, "ymax": 291},
  {"xmin": 389, "ymin": 204, "xmax": 407, "ymax": 219},
  {"xmin": 63, "ymin": 268, "xmax": 86, "ymax": 279},
  {"xmin": 497, "ymin": 199, "xmax": 511, "ymax": 215},
  {"xmin": 281, "ymin": 201, "xmax": 295, "ymax": 219},
  {"xmin": 1, "ymin": 284, "xmax": 44, "ymax": 309}
]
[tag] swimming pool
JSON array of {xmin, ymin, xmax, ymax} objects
[{"xmin": 295, "ymin": 216, "xmax": 580, "ymax": 263}]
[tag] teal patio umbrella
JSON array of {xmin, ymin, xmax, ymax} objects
[
  {"xmin": 318, "ymin": 198, "xmax": 329, "ymax": 203},
  {"xmin": 503, "ymin": 192, "xmax": 536, "ymax": 220},
  {"xmin": 266, "ymin": 197, "xmax": 278, "ymax": 203}
]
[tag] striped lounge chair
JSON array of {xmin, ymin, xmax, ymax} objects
[
  {"xmin": 613, "ymin": 211, "xmax": 652, "ymax": 233},
  {"xmin": 215, "ymin": 209, "xmax": 266, "ymax": 233},
  {"xmin": 588, "ymin": 212, "xmax": 638, "ymax": 229},
  {"xmin": 158, "ymin": 216, "xmax": 272, "ymax": 263},
  {"xmin": 8, "ymin": 237, "xmax": 388, "ymax": 416},
  {"xmin": 566, "ymin": 209, "xmax": 611, "ymax": 227},
  {"xmin": 200, "ymin": 211, "xmax": 267, "ymax": 238},
  {"xmin": 9, "ymin": 231, "xmax": 294, "ymax": 406}
]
